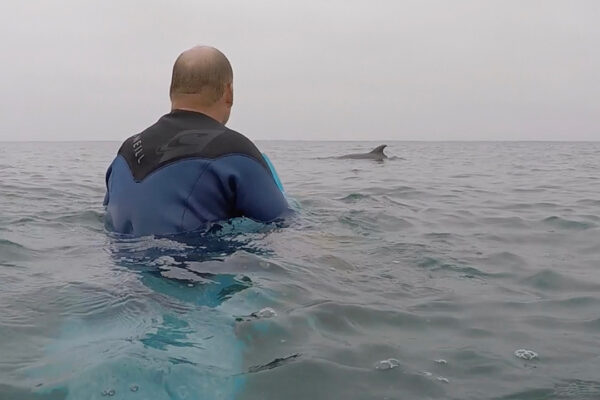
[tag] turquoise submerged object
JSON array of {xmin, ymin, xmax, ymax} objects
[{"xmin": 28, "ymin": 236, "xmax": 268, "ymax": 400}]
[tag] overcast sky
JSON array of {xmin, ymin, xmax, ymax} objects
[{"xmin": 0, "ymin": 1, "xmax": 598, "ymax": 141}]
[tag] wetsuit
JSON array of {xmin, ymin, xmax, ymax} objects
[{"xmin": 103, "ymin": 110, "xmax": 289, "ymax": 236}]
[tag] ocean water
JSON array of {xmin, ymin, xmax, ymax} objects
[{"xmin": 1, "ymin": 141, "xmax": 600, "ymax": 400}]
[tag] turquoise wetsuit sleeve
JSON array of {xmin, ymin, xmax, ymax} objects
[
  {"xmin": 262, "ymin": 153, "xmax": 302, "ymax": 212},
  {"xmin": 261, "ymin": 153, "xmax": 285, "ymax": 193}
]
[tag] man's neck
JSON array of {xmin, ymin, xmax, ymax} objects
[{"xmin": 171, "ymin": 106, "xmax": 225, "ymax": 124}]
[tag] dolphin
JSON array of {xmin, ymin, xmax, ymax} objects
[{"xmin": 339, "ymin": 145, "xmax": 388, "ymax": 160}]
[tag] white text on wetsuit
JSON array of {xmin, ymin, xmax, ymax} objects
[{"xmin": 132, "ymin": 135, "xmax": 145, "ymax": 164}]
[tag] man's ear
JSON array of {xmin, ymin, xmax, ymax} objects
[{"xmin": 225, "ymin": 83, "xmax": 233, "ymax": 107}]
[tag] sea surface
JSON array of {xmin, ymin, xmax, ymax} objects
[{"xmin": 1, "ymin": 141, "xmax": 600, "ymax": 400}]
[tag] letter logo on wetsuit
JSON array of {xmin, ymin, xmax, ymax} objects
[{"xmin": 132, "ymin": 135, "xmax": 145, "ymax": 165}]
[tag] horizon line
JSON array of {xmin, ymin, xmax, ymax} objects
[{"xmin": 1, "ymin": 139, "xmax": 599, "ymax": 143}]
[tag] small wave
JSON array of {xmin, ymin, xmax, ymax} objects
[
  {"xmin": 498, "ymin": 379, "xmax": 600, "ymax": 400},
  {"xmin": 315, "ymin": 255, "xmax": 356, "ymax": 271},
  {"xmin": 247, "ymin": 353, "xmax": 301, "ymax": 373},
  {"xmin": 576, "ymin": 199, "xmax": 600, "ymax": 207},
  {"xmin": 554, "ymin": 379, "xmax": 600, "ymax": 399},
  {"xmin": 521, "ymin": 269, "xmax": 600, "ymax": 292},
  {"xmin": 51, "ymin": 209, "xmax": 105, "ymax": 225},
  {"xmin": 381, "ymin": 196, "xmax": 421, "ymax": 211},
  {"xmin": 0, "ymin": 384, "xmax": 67, "ymax": 400},
  {"xmin": 542, "ymin": 216, "xmax": 595, "ymax": 230},
  {"xmin": 500, "ymin": 202, "xmax": 559, "ymax": 211},
  {"xmin": 336, "ymin": 193, "xmax": 372, "ymax": 203},
  {"xmin": 450, "ymin": 173, "xmax": 493, "ymax": 178},
  {"xmin": 512, "ymin": 187, "xmax": 546, "ymax": 193},
  {"xmin": 292, "ymin": 301, "xmax": 444, "ymax": 334},
  {"xmin": 417, "ymin": 257, "xmax": 496, "ymax": 279},
  {"xmin": 0, "ymin": 239, "xmax": 36, "ymax": 262},
  {"xmin": 481, "ymin": 216, "xmax": 530, "ymax": 229}
]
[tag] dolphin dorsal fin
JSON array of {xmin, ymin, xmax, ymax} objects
[{"xmin": 369, "ymin": 145, "xmax": 387, "ymax": 154}]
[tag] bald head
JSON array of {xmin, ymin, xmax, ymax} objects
[{"xmin": 169, "ymin": 46, "xmax": 233, "ymax": 107}]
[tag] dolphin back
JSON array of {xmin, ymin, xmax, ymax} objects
[{"xmin": 338, "ymin": 144, "xmax": 388, "ymax": 160}]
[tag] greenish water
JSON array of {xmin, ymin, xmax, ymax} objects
[{"xmin": 1, "ymin": 141, "xmax": 599, "ymax": 399}]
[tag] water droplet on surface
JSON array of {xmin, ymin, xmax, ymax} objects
[
  {"xmin": 514, "ymin": 349, "xmax": 538, "ymax": 360},
  {"xmin": 375, "ymin": 358, "xmax": 400, "ymax": 370},
  {"xmin": 130, "ymin": 385, "xmax": 139, "ymax": 392}
]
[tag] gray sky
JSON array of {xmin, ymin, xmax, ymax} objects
[{"xmin": 0, "ymin": 0, "xmax": 598, "ymax": 141}]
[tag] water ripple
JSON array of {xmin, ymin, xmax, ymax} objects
[{"xmin": 2, "ymin": 141, "xmax": 600, "ymax": 399}]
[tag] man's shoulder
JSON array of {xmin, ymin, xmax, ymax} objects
[
  {"xmin": 114, "ymin": 116, "xmax": 268, "ymax": 180},
  {"xmin": 116, "ymin": 114, "xmax": 167, "ymax": 160},
  {"xmin": 203, "ymin": 128, "xmax": 266, "ymax": 165}
]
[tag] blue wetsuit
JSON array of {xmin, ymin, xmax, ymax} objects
[{"xmin": 103, "ymin": 110, "xmax": 289, "ymax": 236}]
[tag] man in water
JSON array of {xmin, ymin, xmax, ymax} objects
[{"xmin": 103, "ymin": 46, "xmax": 290, "ymax": 236}]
